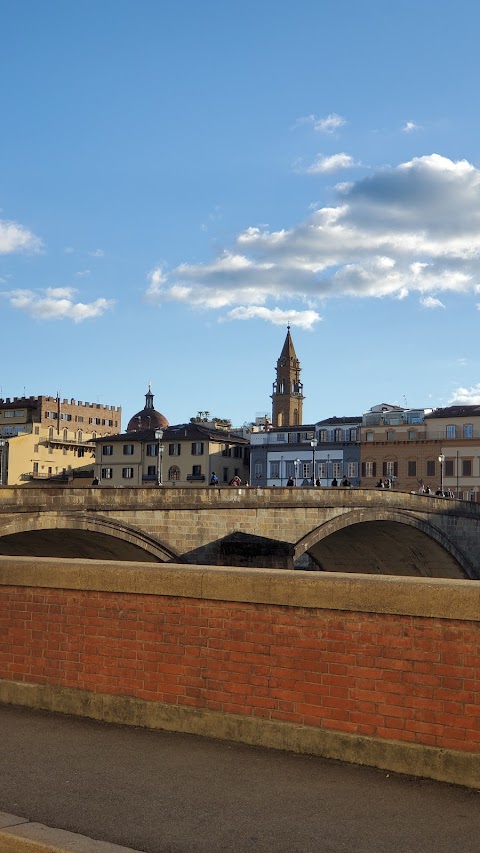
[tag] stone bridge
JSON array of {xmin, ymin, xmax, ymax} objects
[{"xmin": 0, "ymin": 486, "xmax": 479, "ymax": 579}]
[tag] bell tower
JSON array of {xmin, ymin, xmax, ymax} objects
[{"xmin": 271, "ymin": 326, "xmax": 304, "ymax": 427}]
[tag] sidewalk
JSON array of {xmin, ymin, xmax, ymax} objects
[{"xmin": 1, "ymin": 704, "xmax": 479, "ymax": 853}]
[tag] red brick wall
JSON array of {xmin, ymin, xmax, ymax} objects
[{"xmin": 1, "ymin": 586, "xmax": 479, "ymax": 753}]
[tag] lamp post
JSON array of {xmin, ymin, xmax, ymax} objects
[
  {"xmin": 155, "ymin": 429, "xmax": 164, "ymax": 486},
  {"xmin": 294, "ymin": 458, "xmax": 300, "ymax": 486},
  {"xmin": 438, "ymin": 452, "xmax": 445, "ymax": 495},
  {"xmin": 0, "ymin": 438, "xmax": 5, "ymax": 486},
  {"xmin": 310, "ymin": 438, "xmax": 318, "ymax": 486}
]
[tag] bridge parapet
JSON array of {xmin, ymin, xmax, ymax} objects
[{"xmin": 0, "ymin": 486, "xmax": 479, "ymax": 517}]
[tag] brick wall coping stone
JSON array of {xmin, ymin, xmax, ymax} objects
[{"xmin": 1, "ymin": 556, "xmax": 479, "ymax": 621}]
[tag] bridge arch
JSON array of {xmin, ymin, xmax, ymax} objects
[
  {"xmin": 295, "ymin": 508, "xmax": 475, "ymax": 579},
  {"xmin": 0, "ymin": 513, "xmax": 180, "ymax": 563}
]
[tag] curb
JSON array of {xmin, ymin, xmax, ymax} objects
[{"xmin": 0, "ymin": 812, "xmax": 142, "ymax": 853}]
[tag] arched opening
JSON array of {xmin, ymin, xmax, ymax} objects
[
  {"xmin": 0, "ymin": 529, "xmax": 164, "ymax": 561},
  {"xmin": 295, "ymin": 513, "xmax": 471, "ymax": 579}
]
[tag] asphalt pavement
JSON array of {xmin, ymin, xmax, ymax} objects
[{"xmin": 1, "ymin": 704, "xmax": 479, "ymax": 853}]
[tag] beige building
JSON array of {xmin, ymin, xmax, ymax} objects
[
  {"xmin": 0, "ymin": 395, "xmax": 121, "ymax": 486},
  {"xmin": 359, "ymin": 403, "xmax": 480, "ymax": 500},
  {"xmin": 94, "ymin": 422, "xmax": 249, "ymax": 487}
]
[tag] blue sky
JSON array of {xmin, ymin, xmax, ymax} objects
[{"xmin": 1, "ymin": 0, "xmax": 480, "ymax": 428}]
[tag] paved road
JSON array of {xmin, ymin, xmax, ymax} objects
[{"xmin": 1, "ymin": 704, "xmax": 479, "ymax": 853}]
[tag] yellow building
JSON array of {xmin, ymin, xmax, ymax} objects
[{"xmin": 0, "ymin": 395, "xmax": 121, "ymax": 486}]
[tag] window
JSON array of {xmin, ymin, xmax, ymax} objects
[
  {"xmin": 463, "ymin": 424, "xmax": 473, "ymax": 438},
  {"xmin": 33, "ymin": 462, "xmax": 39, "ymax": 474},
  {"xmin": 192, "ymin": 464, "xmax": 202, "ymax": 476},
  {"xmin": 48, "ymin": 427, "xmax": 54, "ymax": 440},
  {"xmin": 101, "ymin": 467, "xmax": 113, "ymax": 479},
  {"xmin": 102, "ymin": 445, "xmax": 114, "ymax": 456},
  {"xmin": 462, "ymin": 459, "xmax": 472, "ymax": 476},
  {"xmin": 4, "ymin": 411, "xmax": 14, "ymax": 418},
  {"xmin": 233, "ymin": 446, "xmax": 243, "ymax": 458},
  {"xmin": 61, "ymin": 413, "xmax": 72, "ymax": 421},
  {"xmin": 254, "ymin": 462, "xmax": 262, "ymax": 479},
  {"xmin": 366, "ymin": 431, "xmax": 374, "ymax": 442},
  {"xmin": 386, "ymin": 430, "xmax": 395, "ymax": 441},
  {"xmin": 168, "ymin": 443, "xmax": 181, "ymax": 456},
  {"xmin": 445, "ymin": 460, "xmax": 454, "ymax": 477},
  {"xmin": 123, "ymin": 444, "xmax": 134, "ymax": 455},
  {"xmin": 383, "ymin": 461, "xmax": 397, "ymax": 478},
  {"xmin": 147, "ymin": 465, "xmax": 156, "ymax": 477},
  {"xmin": 78, "ymin": 431, "xmax": 83, "ymax": 441},
  {"xmin": 168, "ymin": 465, "xmax": 180, "ymax": 481},
  {"xmin": 63, "ymin": 429, "xmax": 68, "ymax": 441},
  {"xmin": 318, "ymin": 462, "xmax": 327, "ymax": 478},
  {"xmin": 363, "ymin": 461, "xmax": 376, "ymax": 477},
  {"xmin": 302, "ymin": 463, "xmax": 311, "ymax": 478},
  {"xmin": 77, "ymin": 416, "xmax": 84, "ymax": 424},
  {"xmin": 122, "ymin": 467, "xmax": 134, "ymax": 479},
  {"xmin": 347, "ymin": 462, "xmax": 358, "ymax": 478},
  {"xmin": 270, "ymin": 461, "xmax": 280, "ymax": 478},
  {"xmin": 408, "ymin": 430, "xmax": 416, "ymax": 440},
  {"xmin": 349, "ymin": 429, "xmax": 358, "ymax": 442},
  {"xmin": 285, "ymin": 461, "xmax": 295, "ymax": 477},
  {"xmin": 223, "ymin": 467, "xmax": 229, "ymax": 482},
  {"xmin": 34, "ymin": 426, "xmax": 39, "ymax": 435},
  {"xmin": 446, "ymin": 425, "xmax": 456, "ymax": 439},
  {"xmin": 146, "ymin": 443, "xmax": 157, "ymax": 457},
  {"xmin": 334, "ymin": 429, "xmax": 343, "ymax": 442},
  {"xmin": 78, "ymin": 448, "xmax": 85, "ymax": 458},
  {"xmin": 426, "ymin": 460, "xmax": 435, "ymax": 477},
  {"xmin": 191, "ymin": 442, "xmax": 204, "ymax": 455},
  {"xmin": 407, "ymin": 460, "xmax": 417, "ymax": 477},
  {"xmin": 275, "ymin": 433, "xmax": 286, "ymax": 442},
  {"xmin": 319, "ymin": 430, "xmax": 328, "ymax": 443},
  {"xmin": 332, "ymin": 462, "xmax": 342, "ymax": 478}
]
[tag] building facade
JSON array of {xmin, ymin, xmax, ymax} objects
[
  {"xmin": 94, "ymin": 422, "xmax": 249, "ymax": 487},
  {"xmin": 0, "ymin": 395, "xmax": 121, "ymax": 486},
  {"xmin": 359, "ymin": 403, "xmax": 480, "ymax": 499},
  {"xmin": 249, "ymin": 417, "xmax": 361, "ymax": 488}
]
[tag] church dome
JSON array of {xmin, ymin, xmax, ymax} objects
[{"xmin": 126, "ymin": 386, "xmax": 170, "ymax": 432}]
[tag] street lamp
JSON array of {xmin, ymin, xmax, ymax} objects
[
  {"xmin": 294, "ymin": 458, "xmax": 300, "ymax": 486},
  {"xmin": 155, "ymin": 429, "xmax": 164, "ymax": 486},
  {"xmin": 0, "ymin": 438, "xmax": 5, "ymax": 486},
  {"xmin": 438, "ymin": 452, "xmax": 445, "ymax": 495},
  {"xmin": 310, "ymin": 438, "xmax": 318, "ymax": 486}
]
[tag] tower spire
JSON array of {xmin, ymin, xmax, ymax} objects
[{"xmin": 271, "ymin": 326, "xmax": 304, "ymax": 427}]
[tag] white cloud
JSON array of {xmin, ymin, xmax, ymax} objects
[
  {"xmin": 1, "ymin": 287, "xmax": 114, "ymax": 322},
  {"xmin": 144, "ymin": 153, "xmax": 480, "ymax": 322},
  {"xmin": 89, "ymin": 248, "xmax": 105, "ymax": 258},
  {"xmin": 402, "ymin": 121, "xmax": 421, "ymax": 133},
  {"xmin": 420, "ymin": 295, "xmax": 445, "ymax": 308},
  {"xmin": 305, "ymin": 153, "xmax": 356, "ymax": 174},
  {"xmin": 0, "ymin": 219, "xmax": 42, "ymax": 254},
  {"xmin": 449, "ymin": 384, "xmax": 480, "ymax": 404},
  {"xmin": 296, "ymin": 113, "xmax": 346, "ymax": 133},
  {"xmin": 75, "ymin": 270, "xmax": 91, "ymax": 278},
  {"xmin": 224, "ymin": 307, "xmax": 320, "ymax": 329}
]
